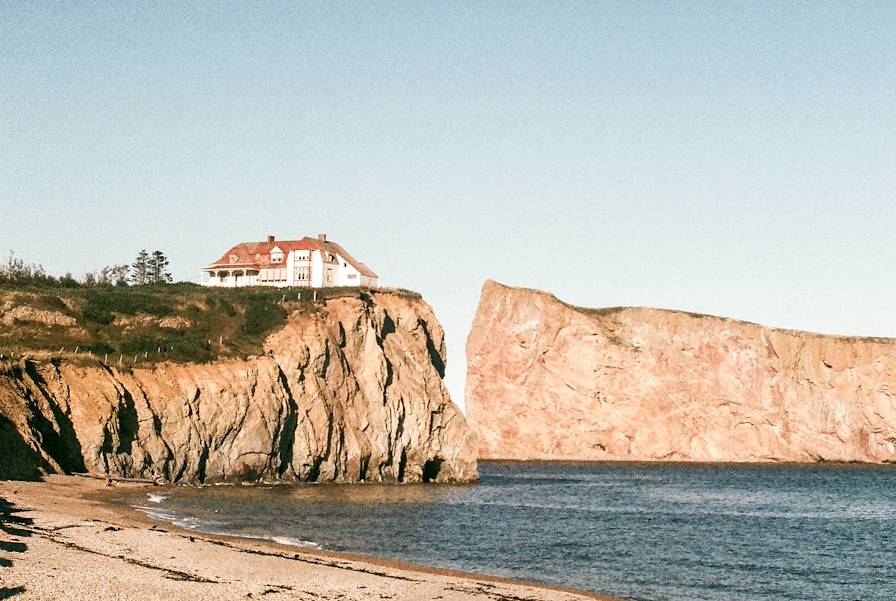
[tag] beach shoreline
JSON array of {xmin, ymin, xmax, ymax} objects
[{"xmin": 0, "ymin": 475, "xmax": 615, "ymax": 601}]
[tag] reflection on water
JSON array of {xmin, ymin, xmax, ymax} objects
[
  {"xmin": 117, "ymin": 462, "xmax": 896, "ymax": 601},
  {"xmin": 279, "ymin": 480, "xmax": 471, "ymax": 504}
]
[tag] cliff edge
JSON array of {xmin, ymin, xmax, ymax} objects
[
  {"xmin": 465, "ymin": 280, "xmax": 896, "ymax": 463},
  {"xmin": 0, "ymin": 290, "xmax": 478, "ymax": 483}
]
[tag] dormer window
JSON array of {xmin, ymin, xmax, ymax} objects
[
  {"xmin": 229, "ymin": 254, "xmax": 239, "ymax": 264},
  {"xmin": 270, "ymin": 246, "xmax": 284, "ymax": 264}
]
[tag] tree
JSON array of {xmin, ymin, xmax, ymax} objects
[
  {"xmin": 147, "ymin": 250, "xmax": 172, "ymax": 284},
  {"xmin": 59, "ymin": 272, "xmax": 79, "ymax": 288},
  {"xmin": 82, "ymin": 272, "xmax": 97, "ymax": 287},
  {"xmin": 111, "ymin": 264, "xmax": 130, "ymax": 286},
  {"xmin": 131, "ymin": 250, "xmax": 149, "ymax": 285},
  {"xmin": 0, "ymin": 251, "xmax": 54, "ymax": 287},
  {"xmin": 97, "ymin": 266, "xmax": 113, "ymax": 286}
]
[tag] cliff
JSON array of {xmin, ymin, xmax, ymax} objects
[
  {"xmin": 465, "ymin": 280, "xmax": 896, "ymax": 463},
  {"xmin": 0, "ymin": 291, "xmax": 478, "ymax": 483}
]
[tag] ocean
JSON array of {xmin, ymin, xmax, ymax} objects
[{"xmin": 118, "ymin": 461, "xmax": 896, "ymax": 601}]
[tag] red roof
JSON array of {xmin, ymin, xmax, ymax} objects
[{"xmin": 203, "ymin": 237, "xmax": 378, "ymax": 278}]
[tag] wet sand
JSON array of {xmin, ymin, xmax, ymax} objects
[{"xmin": 0, "ymin": 475, "xmax": 616, "ymax": 601}]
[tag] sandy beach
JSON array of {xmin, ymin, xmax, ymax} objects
[{"xmin": 0, "ymin": 476, "xmax": 613, "ymax": 601}]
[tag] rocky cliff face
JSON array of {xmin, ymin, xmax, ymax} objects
[
  {"xmin": 0, "ymin": 292, "xmax": 478, "ymax": 483},
  {"xmin": 465, "ymin": 280, "xmax": 896, "ymax": 463}
]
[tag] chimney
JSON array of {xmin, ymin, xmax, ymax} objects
[
  {"xmin": 317, "ymin": 233, "xmax": 327, "ymax": 242},
  {"xmin": 267, "ymin": 235, "xmax": 275, "ymax": 243}
]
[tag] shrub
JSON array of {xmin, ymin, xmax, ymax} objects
[
  {"xmin": 119, "ymin": 335, "xmax": 160, "ymax": 355},
  {"xmin": 243, "ymin": 302, "xmax": 285, "ymax": 336},
  {"xmin": 219, "ymin": 299, "xmax": 238, "ymax": 317},
  {"xmin": 81, "ymin": 304, "xmax": 114, "ymax": 325},
  {"xmin": 83, "ymin": 289, "xmax": 172, "ymax": 317},
  {"xmin": 87, "ymin": 342, "xmax": 115, "ymax": 355},
  {"xmin": 119, "ymin": 333, "xmax": 212, "ymax": 363}
]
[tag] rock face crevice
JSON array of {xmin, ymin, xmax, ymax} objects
[
  {"xmin": 0, "ymin": 292, "xmax": 478, "ymax": 483},
  {"xmin": 465, "ymin": 280, "xmax": 896, "ymax": 463}
]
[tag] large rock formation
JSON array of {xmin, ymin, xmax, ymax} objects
[
  {"xmin": 465, "ymin": 280, "xmax": 896, "ymax": 463},
  {"xmin": 0, "ymin": 292, "xmax": 477, "ymax": 483}
]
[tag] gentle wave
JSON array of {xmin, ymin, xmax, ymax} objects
[
  {"xmin": 131, "ymin": 504, "xmax": 321, "ymax": 549},
  {"xmin": 120, "ymin": 462, "xmax": 895, "ymax": 601},
  {"xmin": 133, "ymin": 505, "xmax": 226, "ymax": 531},
  {"xmin": 271, "ymin": 535, "xmax": 321, "ymax": 549}
]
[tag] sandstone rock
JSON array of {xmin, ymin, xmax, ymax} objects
[
  {"xmin": 158, "ymin": 316, "xmax": 193, "ymax": 329},
  {"xmin": 0, "ymin": 291, "xmax": 477, "ymax": 483},
  {"xmin": 1, "ymin": 305, "xmax": 77, "ymax": 327},
  {"xmin": 465, "ymin": 280, "xmax": 896, "ymax": 463},
  {"xmin": 112, "ymin": 314, "xmax": 155, "ymax": 328}
]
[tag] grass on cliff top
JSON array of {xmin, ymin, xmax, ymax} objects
[{"xmin": 0, "ymin": 283, "xmax": 418, "ymax": 365}]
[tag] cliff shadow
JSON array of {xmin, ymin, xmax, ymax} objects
[
  {"xmin": 22, "ymin": 361, "xmax": 86, "ymax": 475},
  {"xmin": 0, "ymin": 416, "xmax": 47, "ymax": 481},
  {"xmin": 0, "ymin": 496, "xmax": 31, "ymax": 599},
  {"xmin": 416, "ymin": 319, "xmax": 445, "ymax": 379}
]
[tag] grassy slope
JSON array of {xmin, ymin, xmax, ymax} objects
[{"xmin": 0, "ymin": 283, "xmax": 415, "ymax": 364}]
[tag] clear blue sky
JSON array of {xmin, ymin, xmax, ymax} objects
[{"xmin": 2, "ymin": 2, "xmax": 895, "ymax": 408}]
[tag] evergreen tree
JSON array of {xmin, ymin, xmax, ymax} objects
[
  {"xmin": 148, "ymin": 250, "xmax": 172, "ymax": 284},
  {"xmin": 131, "ymin": 250, "xmax": 149, "ymax": 285}
]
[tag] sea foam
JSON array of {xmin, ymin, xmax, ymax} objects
[{"xmin": 270, "ymin": 535, "xmax": 321, "ymax": 549}]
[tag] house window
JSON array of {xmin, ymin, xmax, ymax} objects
[
  {"xmin": 326, "ymin": 268, "xmax": 333, "ymax": 283},
  {"xmin": 271, "ymin": 254, "xmax": 283, "ymax": 263},
  {"xmin": 347, "ymin": 273, "xmax": 357, "ymax": 279},
  {"xmin": 259, "ymin": 268, "xmax": 287, "ymax": 282},
  {"xmin": 294, "ymin": 266, "xmax": 309, "ymax": 281}
]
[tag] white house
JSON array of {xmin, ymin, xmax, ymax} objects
[{"xmin": 200, "ymin": 234, "xmax": 379, "ymax": 288}]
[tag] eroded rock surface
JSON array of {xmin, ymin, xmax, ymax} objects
[
  {"xmin": 0, "ymin": 292, "xmax": 477, "ymax": 483},
  {"xmin": 465, "ymin": 280, "xmax": 896, "ymax": 463},
  {"xmin": 1, "ymin": 305, "xmax": 77, "ymax": 327}
]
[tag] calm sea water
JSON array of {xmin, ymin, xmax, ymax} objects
[{"xmin": 119, "ymin": 462, "xmax": 896, "ymax": 601}]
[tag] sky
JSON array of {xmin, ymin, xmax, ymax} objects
[{"xmin": 2, "ymin": 2, "xmax": 895, "ymax": 408}]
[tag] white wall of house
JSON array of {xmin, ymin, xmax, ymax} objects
[
  {"xmin": 285, "ymin": 251, "xmax": 296, "ymax": 286},
  {"xmin": 334, "ymin": 258, "xmax": 361, "ymax": 287},
  {"xmin": 310, "ymin": 252, "xmax": 324, "ymax": 288},
  {"xmin": 289, "ymin": 250, "xmax": 312, "ymax": 287}
]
